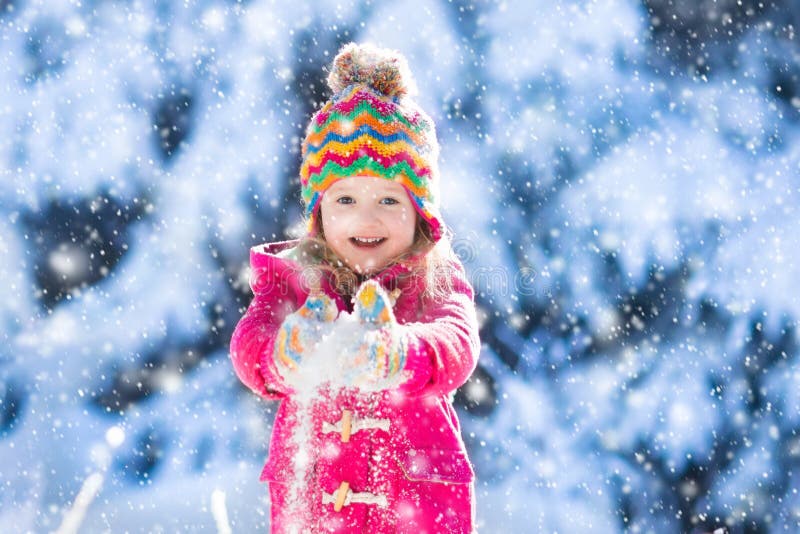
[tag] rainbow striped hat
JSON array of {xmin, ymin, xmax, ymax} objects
[{"xmin": 299, "ymin": 43, "xmax": 444, "ymax": 242}]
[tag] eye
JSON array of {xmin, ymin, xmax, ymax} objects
[
  {"xmin": 380, "ymin": 197, "xmax": 399, "ymax": 205},
  {"xmin": 336, "ymin": 196, "xmax": 354, "ymax": 204}
]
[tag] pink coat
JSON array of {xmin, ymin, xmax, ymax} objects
[{"xmin": 230, "ymin": 239, "xmax": 480, "ymax": 533}]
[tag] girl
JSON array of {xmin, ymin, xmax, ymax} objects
[{"xmin": 230, "ymin": 42, "xmax": 480, "ymax": 533}]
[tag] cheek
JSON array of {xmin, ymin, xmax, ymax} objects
[
  {"xmin": 323, "ymin": 225, "xmax": 349, "ymax": 247},
  {"xmin": 391, "ymin": 207, "xmax": 417, "ymax": 242},
  {"xmin": 397, "ymin": 205, "xmax": 414, "ymax": 222},
  {"xmin": 320, "ymin": 206, "xmax": 344, "ymax": 234}
]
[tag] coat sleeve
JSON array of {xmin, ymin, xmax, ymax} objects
[
  {"xmin": 229, "ymin": 260, "xmax": 300, "ymax": 400},
  {"xmin": 400, "ymin": 257, "xmax": 481, "ymax": 397}
]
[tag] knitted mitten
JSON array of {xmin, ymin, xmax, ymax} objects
[
  {"xmin": 348, "ymin": 280, "xmax": 408, "ymax": 384},
  {"xmin": 274, "ymin": 292, "xmax": 339, "ymax": 374}
]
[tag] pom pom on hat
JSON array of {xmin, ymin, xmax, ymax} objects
[{"xmin": 326, "ymin": 42, "xmax": 418, "ymax": 99}]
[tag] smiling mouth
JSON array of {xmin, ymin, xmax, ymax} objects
[{"xmin": 350, "ymin": 237, "xmax": 386, "ymax": 248}]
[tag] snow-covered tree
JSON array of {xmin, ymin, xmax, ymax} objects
[{"xmin": 1, "ymin": 0, "xmax": 798, "ymax": 532}]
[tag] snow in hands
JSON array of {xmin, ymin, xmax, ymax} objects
[{"xmin": 279, "ymin": 280, "xmax": 407, "ymax": 397}]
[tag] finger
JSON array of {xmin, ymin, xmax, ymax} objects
[
  {"xmin": 319, "ymin": 293, "xmax": 339, "ymax": 322},
  {"xmin": 275, "ymin": 322, "xmax": 302, "ymax": 371},
  {"xmin": 299, "ymin": 294, "xmax": 339, "ymax": 322},
  {"xmin": 354, "ymin": 280, "xmax": 394, "ymax": 325}
]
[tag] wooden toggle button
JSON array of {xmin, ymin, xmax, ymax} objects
[
  {"xmin": 334, "ymin": 481, "xmax": 350, "ymax": 512},
  {"xmin": 340, "ymin": 410, "xmax": 352, "ymax": 443}
]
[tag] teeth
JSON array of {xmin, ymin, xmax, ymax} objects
[{"xmin": 353, "ymin": 237, "xmax": 383, "ymax": 244}]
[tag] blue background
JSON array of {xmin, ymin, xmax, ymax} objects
[{"xmin": 1, "ymin": 0, "xmax": 799, "ymax": 532}]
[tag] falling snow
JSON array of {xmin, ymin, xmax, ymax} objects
[{"xmin": 1, "ymin": 0, "xmax": 799, "ymax": 532}]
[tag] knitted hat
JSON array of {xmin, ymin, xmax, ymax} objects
[{"xmin": 299, "ymin": 42, "xmax": 444, "ymax": 242}]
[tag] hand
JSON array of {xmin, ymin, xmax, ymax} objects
[
  {"xmin": 347, "ymin": 280, "xmax": 408, "ymax": 386},
  {"xmin": 273, "ymin": 292, "xmax": 339, "ymax": 374}
]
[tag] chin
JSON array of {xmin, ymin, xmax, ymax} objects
[{"xmin": 352, "ymin": 259, "xmax": 385, "ymax": 276}]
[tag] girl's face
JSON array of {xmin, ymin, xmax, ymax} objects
[{"xmin": 319, "ymin": 175, "xmax": 417, "ymax": 275}]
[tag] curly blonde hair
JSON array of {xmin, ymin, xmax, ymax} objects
[{"xmin": 293, "ymin": 211, "xmax": 457, "ymax": 304}]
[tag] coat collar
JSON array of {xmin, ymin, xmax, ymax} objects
[
  {"xmin": 250, "ymin": 238, "xmax": 422, "ymax": 287},
  {"xmin": 250, "ymin": 238, "xmax": 427, "ymax": 318}
]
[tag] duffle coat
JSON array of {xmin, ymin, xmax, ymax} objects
[{"xmin": 230, "ymin": 239, "xmax": 480, "ymax": 533}]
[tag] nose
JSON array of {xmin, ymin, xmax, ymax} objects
[{"xmin": 352, "ymin": 205, "xmax": 382, "ymax": 228}]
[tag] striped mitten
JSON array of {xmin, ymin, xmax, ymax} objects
[
  {"xmin": 273, "ymin": 292, "xmax": 339, "ymax": 375},
  {"xmin": 349, "ymin": 280, "xmax": 408, "ymax": 384}
]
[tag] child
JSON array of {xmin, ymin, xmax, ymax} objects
[{"xmin": 230, "ymin": 42, "xmax": 480, "ymax": 534}]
